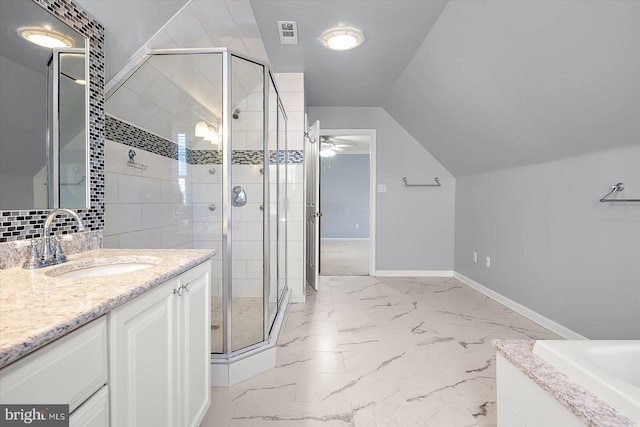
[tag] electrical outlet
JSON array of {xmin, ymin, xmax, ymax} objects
[
  {"xmin": 377, "ymin": 184, "xmax": 386, "ymax": 193},
  {"xmin": 355, "ymin": 223, "xmax": 359, "ymax": 230},
  {"xmin": 485, "ymin": 256, "xmax": 491, "ymax": 268},
  {"xmin": 473, "ymin": 252, "xmax": 478, "ymax": 263}
]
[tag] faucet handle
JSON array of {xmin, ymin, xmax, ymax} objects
[
  {"xmin": 22, "ymin": 240, "xmax": 42, "ymax": 269},
  {"xmin": 53, "ymin": 236, "xmax": 68, "ymax": 264}
]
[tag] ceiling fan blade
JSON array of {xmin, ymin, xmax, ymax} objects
[{"xmin": 332, "ymin": 135, "xmax": 369, "ymax": 143}]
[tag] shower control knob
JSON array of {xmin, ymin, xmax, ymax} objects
[
  {"xmin": 208, "ymin": 204, "xmax": 216, "ymax": 211},
  {"xmin": 232, "ymin": 186, "xmax": 247, "ymax": 207}
]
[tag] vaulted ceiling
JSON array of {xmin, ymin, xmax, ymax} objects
[
  {"xmin": 382, "ymin": 0, "xmax": 640, "ymax": 176},
  {"xmin": 251, "ymin": 0, "xmax": 447, "ymax": 107},
  {"xmin": 77, "ymin": 0, "xmax": 640, "ymax": 176}
]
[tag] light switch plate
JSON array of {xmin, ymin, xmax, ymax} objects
[{"xmin": 377, "ymin": 185, "xmax": 386, "ymax": 193}]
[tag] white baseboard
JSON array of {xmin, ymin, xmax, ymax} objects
[
  {"xmin": 374, "ymin": 270, "xmax": 454, "ymax": 277},
  {"xmin": 453, "ymin": 272, "xmax": 586, "ymax": 340}
]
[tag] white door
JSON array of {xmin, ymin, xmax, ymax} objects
[{"xmin": 305, "ymin": 120, "xmax": 321, "ymax": 290}]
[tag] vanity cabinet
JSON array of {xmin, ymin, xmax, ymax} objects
[
  {"xmin": 0, "ymin": 317, "xmax": 109, "ymax": 426},
  {"xmin": 109, "ymin": 262, "xmax": 211, "ymax": 427}
]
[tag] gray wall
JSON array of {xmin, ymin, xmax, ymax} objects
[
  {"xmin": 320, "ymin": 154, "xmax": 370, "ymax": 239},
  {"xmin": 310, "ymin": 107, "xmax": 455, "ymax": 271},
  {"xmin": 455, "ymin": 146, "xmax": 640, "ymax": 339}
]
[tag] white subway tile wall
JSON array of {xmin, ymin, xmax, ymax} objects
[{"xmin": 103, "ymin": 139, "xmax": 193, "ymax": 249}]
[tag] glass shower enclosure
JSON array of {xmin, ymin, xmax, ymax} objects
[{"xmin": 104, "ymin": 48, "xmax": 289, "ymax": 357}]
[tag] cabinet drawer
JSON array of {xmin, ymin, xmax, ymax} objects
[
  {"xmin": 0, "ymin": 317, "xmax": 108, "ymax": 412},
  {"xmin": 70, "ymin": 386, "xmax": 109, "ymax": 427}
]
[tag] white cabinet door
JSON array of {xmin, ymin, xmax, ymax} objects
[
  {"xmin": 109, "ymin": 278, "xmax": 180, "ymax": 427},
  {"xmin": 178, "ymin": 263, "xmax": 211, "ymax": 427},
  {"xmin": 69, "ymin": 385, "xmax": 109, "ymax": 427}
]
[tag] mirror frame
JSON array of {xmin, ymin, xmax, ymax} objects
[{"xmin": 0, "ymin": 0, "xmax": 104, "ymax": 243}]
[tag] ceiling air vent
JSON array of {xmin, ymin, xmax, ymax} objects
[{"xmin": 277, "ymin": 21, "xmax": 298, "ymax": 45}]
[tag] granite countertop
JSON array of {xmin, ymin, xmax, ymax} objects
[
  {"xmin": 0, "ymin": 248, "xmax": 216, "ymax": 369},
  {"xmin": 493, "ymin": 339, "xmax": 637, "ymax": 427}
]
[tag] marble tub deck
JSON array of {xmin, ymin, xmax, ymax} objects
[
  {"xmin": 494, "ymin": 340, "xmax": 636, "ymax": 427},
  {"xmin": 202, "ymin": 275, "xmax": 559, "ymax": 427}
]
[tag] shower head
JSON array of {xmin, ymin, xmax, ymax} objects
[{"xmin": 233, "ymin": 108, "xmax": 241, "ymax": 120}]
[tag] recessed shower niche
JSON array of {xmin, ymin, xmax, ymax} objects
[{"xmin": 104, "ymin": 49, "xmax": 289, "ymax": 383}]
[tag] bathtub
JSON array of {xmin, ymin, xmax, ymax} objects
[{"xmin": 533, "ymin": 340, "xmax": 640, "ymax": 424}]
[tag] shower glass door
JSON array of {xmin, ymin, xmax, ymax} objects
[
  {"xmin": 230, "ymin": 55, "xmax": 265, "ymax": 352},
  {"xmin": 266, "ymin": 74, "xmax": 278, "ymax": 331}
]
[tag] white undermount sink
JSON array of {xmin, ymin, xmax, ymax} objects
[{"xmin": 45, "ymin": 256, "xmax": 160, "ymax": 279}]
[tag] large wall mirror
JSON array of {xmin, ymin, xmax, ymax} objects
[{"xmin": 0, "ymin": 0, "xmax": 88, "ymax": 210}]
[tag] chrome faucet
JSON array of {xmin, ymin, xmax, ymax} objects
[{"xmin": 23, "ymin": 208, "xmax": 86, "ymax": 269}]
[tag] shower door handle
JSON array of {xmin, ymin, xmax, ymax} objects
[{"xmin": 232, "ymin": 186, "xmax": 247, "ymax": 207}]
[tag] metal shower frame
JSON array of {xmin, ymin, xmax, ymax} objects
[{"xmin": 141, "ymin": 47, "xmax": 289, "ymax": 357}]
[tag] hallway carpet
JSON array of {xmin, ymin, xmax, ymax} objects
[{"xmin": 202, "ymin": 275, "xmax": 557, "ymax": 426}]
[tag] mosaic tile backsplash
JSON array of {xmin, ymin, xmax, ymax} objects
[{"xmin": 0, "ymin": 0, "xmax": 105, "ymax": 243}]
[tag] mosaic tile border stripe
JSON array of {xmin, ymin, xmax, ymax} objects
[
  {"xmin": 107, "ymin": 116, "xmax": 304, "ymax": 165},
  {"xmin": 0, "ymin": 0, "xmax": 105, "ymax": 243},
  {"xmin": 105, "ymin": 115, "xmax": 188, "ymax": 161}
]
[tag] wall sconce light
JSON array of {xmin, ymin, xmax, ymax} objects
[
  {"xmin": 196, "ymin": 121, "xmax": 220, "ymax": 144},
  {"xmin": 195, "ymin": 121, "xmax": 208, "ymax": 138}
]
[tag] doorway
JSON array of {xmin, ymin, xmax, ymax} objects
[{"xmin": 318, "ymin": 130, "xmax": 375, "ymax": 276}]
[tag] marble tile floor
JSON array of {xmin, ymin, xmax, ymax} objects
[
  {"xmin": 320, "ymin": 239, "xmax": 370, "ymax": 276},
  {"xmin": 202, "ymin": 275, "xmax": 558, "ymax": 426}
]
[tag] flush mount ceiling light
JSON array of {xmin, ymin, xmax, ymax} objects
[
  {"xmin": 320, "ymin": 26, "xmax": 365, "ymax": 51},
  {"xmin": 19, "ymin": 27, "xmax": 74, "ymax": 49}
]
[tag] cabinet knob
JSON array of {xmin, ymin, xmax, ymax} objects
[
  {"xmin": 173, "ymin": 287, "xmax": 183, "ymax": 296},
  {"xmin": 183, "ymin": 283, "xmax": 191, "ymax": 292}
]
